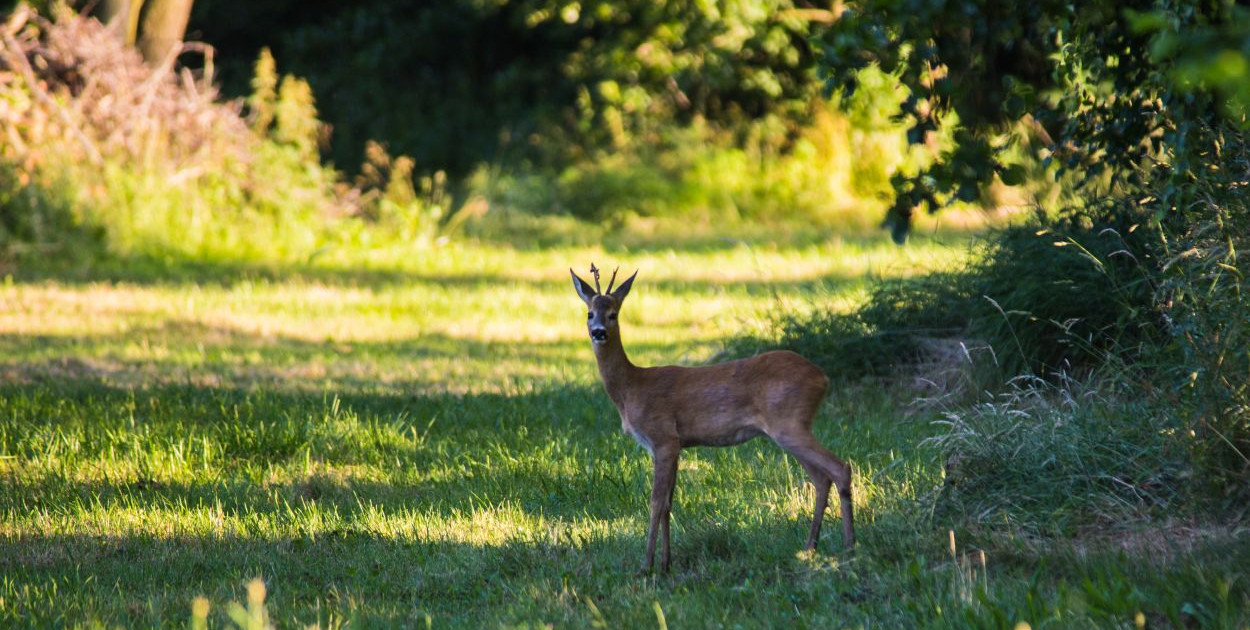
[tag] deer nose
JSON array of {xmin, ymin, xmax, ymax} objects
[{"xmin": 590, "ymin": 328, "xmax": 607, "ymax": 341}]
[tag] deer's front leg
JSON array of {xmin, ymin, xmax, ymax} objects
[{"xmin": 646, "ymin": 445, "xmax": 680, "ymax": 573}]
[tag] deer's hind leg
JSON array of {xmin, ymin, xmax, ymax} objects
[
  {"xmin": 771, "ymin": 431, "xmax": 855, "ymax": 550},
  {"xmin": 794, "ymin": 459, "xmax": 833, "ymax": 550}
]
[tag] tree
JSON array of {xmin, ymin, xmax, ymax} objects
[
  {"xmin": 189, "ymin": 0, "xmax": 828, "ymax": 175},
  {"xmin": 94, "ymin": 0, "xmax": 194, "ymax": 64},
  {"xmin": 817, "ymin": 0, "xmax": 1248, "ymax": 240},
  {"xmin": 136, "ymin": 0, "xmax": 194, "ymax": 63}
]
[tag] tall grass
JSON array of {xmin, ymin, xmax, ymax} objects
[
  {"xmin": 1153, "ymin": 125, "xmax": 1250, "ymax": 505},
  {"xmin": 729, "ymin": 123, "xmax": 1250, "ymax": 580}
]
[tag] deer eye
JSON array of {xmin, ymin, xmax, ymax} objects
[
  {"xmin": 608, "ymin": 312, "xmax": 617, "ymax": 321},
  {"xmin": 587, "ymin": 312, "xmax": 593, "ymax": 319}
]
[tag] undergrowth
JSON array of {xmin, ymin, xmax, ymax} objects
[
  {"xmin": 460, "ymin": 66, "xmax": 954, "ymax": 241},
  {"xmin": 0, "ymin": 10, "xmax": 447, "ymax": 273},
  {"xmin": 731, "ymin": 120, "xmax": 1250, "ymax": 546},
  {"xmin": 0, "ymin": 9, "xmax": 967, "ymax": 274},
  {"xmin": 735, "ymin": 217, "xmax": 1162, "ymax": 381}
]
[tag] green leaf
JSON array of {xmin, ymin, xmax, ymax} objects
[
  {"xmin": 1123, "ymin": 9, "xmax": 1169, "ymax": 35},
  {"xmin": 999, "ymin": 164, "xmax": 1028, "ymax": 186}
]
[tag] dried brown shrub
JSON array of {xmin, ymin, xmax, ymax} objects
[{"xmin": 0, "ymin": 8, "xmax": 252, "ymax": 170}]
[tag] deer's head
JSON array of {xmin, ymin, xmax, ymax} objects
[{"xmin": 571, "ymin": 264, "xmax": 637, "ymax": 346}]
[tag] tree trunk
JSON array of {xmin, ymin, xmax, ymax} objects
[
  {"xmin": 95, "ymin": 0, "xmax": 142, "ymax": 45},
  {"xmin": 137, "ymin": 0, "xmax": 194, "ymax": 64}
]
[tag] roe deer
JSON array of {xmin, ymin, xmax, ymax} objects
[{"xmin": 571, "ymin": 264, "xmax": 855, "ymax": 572}]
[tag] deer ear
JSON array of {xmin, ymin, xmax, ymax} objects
[
  {"xmin": 571, "ymin": 269, "xmax": 596, "ymax": 305},
  {"xmin": 610, "ymin": 270, "xmax": 638, "ymax": 303}
]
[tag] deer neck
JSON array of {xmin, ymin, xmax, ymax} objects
[{"xmin": 592, "ymin": 333, "xmax": 637, "ymax": 408}]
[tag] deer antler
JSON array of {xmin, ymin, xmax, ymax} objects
[
  {"xmin": 606, "ymin": 267, "xmax": 620, "ymax": 294},
  {"xmin": 589, "ymin": 263, "xmax": 602, "ymax": 295}
]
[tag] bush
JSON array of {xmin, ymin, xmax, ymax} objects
[
  {"xmin": 0, "ymin": 12, "xmax": 330, "ymax": 266},
  {"xmin": 470, "ymin": 88, "xmax": 918, "ymax": 236},
  {"xmin": 724, "ymin": 270, "xmax": 976, "ymax": 380},
  {"xmin": 728, "ymin": 214, "xmax": 1162, "ymax": 383},
  {"xmin": 967, "ymin": 216, "xmax": 1162, "ymax": 377},
  {"xmin": 731, "ymin": 118, "xmax": 1250, "ymax": 526},
  {"xmin": 1153, "ymin": 123, "xmax": 1250, "ymax": 504},
  {"xmin": 742, "ymin": 309, "xmax": 918, "ymax": 378}
]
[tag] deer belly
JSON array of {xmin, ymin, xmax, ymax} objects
[{"xmin": 686, "ymin": 426, "xmax": 763, "ymax": 447}]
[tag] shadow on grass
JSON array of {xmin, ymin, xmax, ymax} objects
[
  {"xmin": 0, "ymin": 325, "xmax": 729, "ymax": 400},
  {"xmin": 0, "ymin": 281, "xmax": 912, "ymax": 627},
  {"xmin": 0, "ymin": 381, "xmax": 643, "ymax": 520},
  {"xmin": 2, "ymin": 229, "xmax": 957, "ymax": 292},
  {"xmin": 11, "ymin": 257, "xmax": 877, "ymax": 297},
  {"xmin": 0, "ymin": 528, "xmax": 643, "ymax": 626}
]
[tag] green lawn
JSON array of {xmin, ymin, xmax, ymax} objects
[{"xmin": 1, "ymin": 235, "xmax": 1246, "ymax": 628}]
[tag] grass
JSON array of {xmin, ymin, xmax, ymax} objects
[{"xmin": 1, "ymin": 234, "xmax": 1248, "ymax": 628}]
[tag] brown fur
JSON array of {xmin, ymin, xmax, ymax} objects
[{"xmin": 572, "ymin": 269, "xmax": 855, "ymax": 572}]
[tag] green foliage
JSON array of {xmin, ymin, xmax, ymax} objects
[
  {"xmin": 737, "ymin": 308, "xmax": 909, "ymax": 378},
  {"xmin": 1129, "ymin": 4, "xmax": 1250, "ymax": 125},
  {"xmin": 0, "ymin": 12, "xmax": 463, "ymax": 272},
  {"xmin": 969, "ymin": 219, "xmax": 1161, "ymax": 377},
  {"xmin": 731, "ymin": 217, "xmax": 1162, "ymax": 381},
  {"xmin": 1151, "ymin": 122, "xmax": 1250, "ymax": 502},
  {"xmin": 191, "ymin": 0, "xmax": 830, "ymax": 176},
  {"xmin": 355, "ymin": 140, "xmax": 451, "ymax": 243},
  {"xmin": 819, "ymin": 0, "xmax": 1249, "ymax": 236},
  {"xmin": 468, "ymin": 74, "xmax": 924, "ymax": 233},
  {"xmin": 247, "ymin": 47, "xmax": 278, "ymax": 134},
  {"xmin": 811, "ymin": 0, "xmax": 1250, "ymax": 512},
  {"xmin": 0, "ymin": 161, "xmax": 103, "ymax": 269},
  {"xmin": 726, "ymin": 270, "xmax": 973, "ymax": 380},
  {"xmin": 736, "ymin": 145, "xmax": 1249, "ymax": 530},
  {"xmin": 272, "ymin": 75, "xmax": 322, "ymax": 160},
  {"xmin": 184, "ymin": 2, "xmax": 932, "ymax": 237}
]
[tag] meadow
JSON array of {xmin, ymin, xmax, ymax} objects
[
  {"xmin": 3, "ymin": 3, "xmax": 1249, "ymax": 627},
  {"xmin": 2, "ymin": 234, "xmax": 1246, "ymax": 628}
]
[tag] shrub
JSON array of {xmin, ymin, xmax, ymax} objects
[
  {"xmin": 472, "ymin": 87, "xmax": 918, "ymax": 236},
  {"xmin": 1153, "ymin": 123, "xmax": 1250, "ymax": 503},
  {"xmin": 0, "ymin": 11, "xmax": 334, "ymax": 266},
  {"xmin": 967, "ymin": 216, "xmax": 1162, "ymax": 377},
  {"xmin": 724, "ymin": 270, "xmax": 977, "ymax": 380},
  {"xmin": 727, "ymin": 214, "xmax": 1162, "ymax": 383},
  {"xmin": 731, "ymin": 116, "xmax": 1250, "ymax": 523}
]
